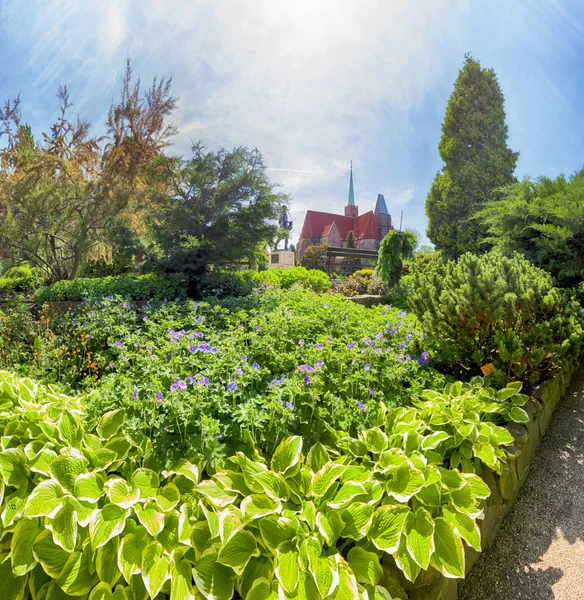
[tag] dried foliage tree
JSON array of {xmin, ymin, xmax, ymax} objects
[{"xmin": 0, "ymin": 59, "xmax": 177, "ymax": 282}]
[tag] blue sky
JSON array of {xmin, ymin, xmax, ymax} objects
[{"xmin": 2, "ymin": 0, "xmax": 584, "ymax": 245}]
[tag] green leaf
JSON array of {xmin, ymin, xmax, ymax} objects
[
  {"xmin": 386, "ymin": 465, "xmax": 424, "ymax": 502},
  {"xmin": 312, "ymin": 462, "xmax": 346, "ymax": 499},
  {"xmin": 130, "ymin": 469, "xmax": 159, "ymax": 499},
  {"xmin": 11, "ymin": 518, "xmax": 41, "ymax": 576},
  {"xmin": 275, "ymin": 541, "xmax": 299, "ymax": 596},
  {"xmin": 258, "ymin": 516, "xmax": 296, "ymax": 551},
  {"xmin": 307, "ymin": 442, "xmax": 330, "ymax": 472},
  {"xmin": 104, "ymin": 478, "xmax": 140, "ymax": 508},
  {"xmin": 0, "ymin": 557, "xmax": 27, "ymax": 600},
  {"xmin": 97, "ymin": 410, "xmax": 126, "ymax": 439},
  {"xmin": 442, "ymin": 506, "xmax": 481, "ymax": 552},
  {"xmin": 50, "ymin": 453, "xmax": 88, "ymax": 493},
  {"xmin": 30, "ymin": 448, "xmax": 58, "ymax": 476},
  {"xmin": 462, "ymin": 473, "xmax": 491, "ymax": 500},
  {"xmin": 316, "ymin": 510, "xmax": 344, "ymax": 546},
  {"xmin": 508, "ymin": 406, "xmax": 529, "ymax": 423},
  {"xmin": 327, "ymin": 482, "xmax": 368, "ymax": 509},
  {"xmin": 394, "ymin": 535, "xmax": 421, "ymax": 583},
  {"xmin": 404, "ymin": 508, "xmax": 435, "ymax": 569},
  {"xmin": 346, "ymin": 546, "xmax": 382, "ymax": 586},
  {"xmin": 134, "ymin": 502, "xmax": 165, "ymax": 537},
  {"xmin": 472, "ymin": 443, "xmax": 498, "ymax": 469},
  {"xmin": 361, "ymin": 429, "xmax": 388, "ymax": 454},
  {"xmin": 117, "ymin": 534, "xmax": 143, "ymax": 584},
  {"xmin": 334, "ymin": 563, "xmax": 360, "ymax": 600},
  {"xmin": 271, "ymin": 436, "xmax": 303, "ymax": 477},
  {"xmin": 89, "ymin": 504, "xmax": 129, "ymax": 550},
  {"xmin": 241, "ymin": 493, "xmax": 280, "ymax": 520},
  {"xmin": 0, "ymin": 448, "xmax": 28, "ymax": 488},
  {"xmin": 246, "ymin": 578, "xmax": 276, "ymax": 600},
  {"xmin": 217, "ymin": 529, "xmax": 259, "ymax": 575},
  {"xmin": 196, "ymin": 480, "xmax": 238, "ymax": 508},
  {"xmin": 240, "ymin": 557, "xmax": 273, "ymax": 599},
  {"xmin": 33, "ymin": 529, "xmax": 70, "ymax": 579},
  {"xmin": 421, "ymin": 431, "xmax": 451, "ymax": 450},
  {"xmin": 370, "ymin": 505, "xmax": 410, "ymax": 553},
  {"xmin": 162, "ymin": 459, "xmax": 200, "ymax": 485},
  {"xmin": 171, "ymin": 558, "xmax": 196, "ymax": 600},
  {"xmin": 50, "ymin": 496, "xmax": 78, "ymax": 552},
  {"xmin": 192, "ymin": 552, "xmax": 234, "ymax": 600},
  {"xmin": 24, "ymin": 481, "xmax": 63, "ymax": 518},
  {"xmin": 431, "ymin": 517, "xmax": 465, "ymax": 578},
  {"xmin": 340, "ymin": 502, "xmax": 374, "ymax": 540},
  {"xmin": 57, "ymin": 551, "xmax": 98, "ymax": 595},
  {"xmin": 75, "ymin": 472, "xmax": 106, "ymax": 504},
  {"xmin": 141, "ymin": 540, "xmax": 170, "ymax": 598},
  {"xmin": 96, "ymin": 538, "xmax": 122, "ymax": 587},
  {"xmin": 154, "ymin": 483, "xmax": 180, "ymax": 512},
  {"xmin": 1, "ymin": 488, "xmax": 27, "ymax": 526},
  {"xmin": 58, "ymin": 411, "xmax": 82, "ymax": 447}
]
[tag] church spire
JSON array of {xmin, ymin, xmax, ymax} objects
[{"xmin": 347, "ymin": 160, "xmax": 355, "ymax": 206}]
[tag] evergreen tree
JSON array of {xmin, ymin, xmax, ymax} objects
[
  {"xmin": 426, "ymin": 55, "xmax": 518, "ymax": 259},
  {"xmin": 344, "ymin": 230, "xmax": 356, "ymax": 249}
]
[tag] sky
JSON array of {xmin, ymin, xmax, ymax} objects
[{"xmin": 2, "ymin": 0, "xmax": 584, "ymax": 245}]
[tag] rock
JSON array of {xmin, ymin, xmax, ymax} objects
[{"xmin": 504, "ymin": 423, "xmax": 528, "ymax": 445}]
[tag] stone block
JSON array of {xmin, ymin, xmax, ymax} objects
[
  {"xmin": 408, "ymin": 579, "xmax": 458, "ymax": 600},
  {"xmin": 498, "ymin": 456, "xmax": 520, "ymax": 502},
  {"xmin": 478, "ymin": 499, "xmax": 506, "ymax": 549},
  {"xmin": 504, "ymin": 422, "xmax": 528, "ymax": 446},
  {"xmin": 531, "ymin": 381, "xmax": 548, "ymax": 403},
  {"xmin": 524, "ymin": 398, "xmax": 543, "ymax": 417},
  {"xmin": 515, "ymin": 423, "xmax": 540, "ymax": 485}
]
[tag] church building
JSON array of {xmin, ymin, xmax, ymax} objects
[{"xmin": 296, "ymin": 164, "xmax": 392, "ymax": 259}]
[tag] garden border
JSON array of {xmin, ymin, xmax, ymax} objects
[{"xmin": 392, "ymin": 368, "xmax": 573, "ymax": 600}]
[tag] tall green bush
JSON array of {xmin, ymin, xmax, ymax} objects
[{"xmin": 408, "ymin": 251, "xmax": 583, "ymax": 387}]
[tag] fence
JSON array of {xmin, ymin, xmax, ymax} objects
[{"xmin": 325, "ymin": 247, "xmax": 378, "ymax": 276}]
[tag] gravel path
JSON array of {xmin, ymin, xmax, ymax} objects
[{"xmin": 459, "ymin": 367, "xmax": 584, "ymax": 600}]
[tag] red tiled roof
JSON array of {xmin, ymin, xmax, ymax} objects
[{"xmin": 300, "ymin": 209, "xmax": 378, "ymax": 241}]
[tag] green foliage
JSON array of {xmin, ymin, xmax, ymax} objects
[
  {"xmin": 376, "ymin": 231, "xmax": 417, "ymax": 287},
  {"xmin": 409, "ymin": 251, "xmax": 583, "ymax": 387},
  {"xmin": 33, "ymin": 274, "xmax": 188, "ymax": 303},
  {"xmin": 0, "ymin": 371, "xmax": 528, "ymax": 598},
  {"xmin": 150, "ymin": 143, "xmax": 288, "ymax": 277},
  {"xmin": 426, "ymin": 55, "xmax": 519, "ymax": 259},
  {"xmin": 0, "ymin": 265, "xmax": 43, "ymax": 294},
  {"xmin": 0, "ymin": 289, "xmax": 442, "ymax": 464},
  {"xmin": 477, "ymin": 171, "xmax": 584, "ymax": 287},
  {"xmin": 413, "ymin": 248, "xmax": 442, "ymax": 275},
  {"xmin": 344, "ymin": 230, "xmax": 357, "ymax": 249},
  {"xmin": 259, "ymin": 267, "xmax": 331, "ymax": 293},
  {"xmin": 352, "ymin": 269, "xmax": 374, "ymax": 279},
  {"xmin": 299, "ymin": 244, "xmax": 329, "ymax": 272}
]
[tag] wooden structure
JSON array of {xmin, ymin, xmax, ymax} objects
[{"xmin": 325, "ymin": 247, "xmax": 378, "ymax": 276}]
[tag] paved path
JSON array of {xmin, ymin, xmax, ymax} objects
[{"xmin": 459, "ymin": 367, "xmax": 584, "ymax": 600}]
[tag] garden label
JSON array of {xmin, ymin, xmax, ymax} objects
[{"xmin": 480, "ymin": 363, "xmax": 495, "ymax": 376}]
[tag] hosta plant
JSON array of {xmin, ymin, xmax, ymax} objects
[{"xmin": 0, "ymin": 371, "xmax": 526, "ymax": 599}]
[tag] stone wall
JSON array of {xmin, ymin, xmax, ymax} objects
[{"xmin": 389, "ymin": 370, "xmax": 573, "ymax": 600}]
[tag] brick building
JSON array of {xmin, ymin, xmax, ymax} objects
[{"xmin": 296, "ymin": 164, "xmax": 392, "ymax": 259}]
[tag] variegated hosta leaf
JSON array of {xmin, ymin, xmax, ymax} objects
[
  {"xmin": 192, "ymin": 551, "xmax": 234, "ymax": 600},
  {"xmin": 32, "ymin": 529, "xmax": 70, "ymax": 579},
  {"xmin": 134, "ymin": 502, "xmax": 165, "ymax": 537},
  {"xmin": 0, "ymin": 448, "xmax": 29, "ymax": 488},
  {"xmin": 96, "ymin": 538, "xmax": 122, "ymax": 587},
  {"xmin": 89, "ymin": 504, "xmax": 129, "ymax": 550},
  {"xmin": 75, "ymin": 472, "xmax": 106, "ymax": 504},
  {"xmin": 49, "ymin": 451, "xmax": 88, "ymax": 493},
  {"xmin": 117, "ymin": 533, "xmax": 143, "ymax": 584},
  {"xmin": 104, "ymin": 478, "xmax": 140, "ymax": 508},
  {"xmin": 24, "ymin": 481, "xmax": 63, "ymax": 518},
  {"xmin": 96, "ymin": 410, "xmax": 126, "ymax": 440},
  {"xmin": 217, "ymin": 529, "xmax": 259, "ymax": 575},
  {"xmin": 49, "ymin": 495, "xmax": 78, "ymax": 552},
  {"xmin": 57, "ymin": 550, "xmax": 98, "ymax": 595},
  {"xmin": 140, "ymin": 540, "xmax": 170, "ymax": 598},
  {"xmin": 11, "ymin": 518, "xmax": 42, "ymax": 576},
  {"xmin": 271, "ymin": 436, "xmax": 303, "ymax": 477},
  {"xmin": 346, "ymin": 546, "xmax": 383, "ymax": 586},
  {"xmin": 130, "ymin": 469, "xmax": 159, "ymax": 500}
]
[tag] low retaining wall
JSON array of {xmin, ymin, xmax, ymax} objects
[{"xmin": 390, "ymin": 370, "xmax": 573, "ymax": 600}]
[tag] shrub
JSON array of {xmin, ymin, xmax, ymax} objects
[
  {"xmin": 409, "ymin": 251, "xmax": 583, "ymax": 387},
  {"xmin": 191, "ymin": 270, "xmax": 263, "ymax": 299},
  {"xmin": 0, "ymin": 265, "xmax": 44, "ymax": 294},
  {"xmin": 33, "ymin": 274, "xmax": 188, "ymax": 303},
  {"xmin": 258, "ymin": 266, "xmax": 331, "ymax": 292},
  {"xmin": 336, "ymin": 275, "xmax": 387, "ymax": 297},
  {"xmin": 298, "ymin": 244, "xmax": 328, "ymax": 272},
  {"xmin": 351, "ymin": 268, "xmax": 374, "ymax": 279},
  {"xmin": 0, "ymin": 371, "xmax": 528, "ymax": 599}
]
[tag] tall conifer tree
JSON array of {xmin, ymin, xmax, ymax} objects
[{"xmin": 426, "ymin": 55, "xmax": 518, "ymax": 258}]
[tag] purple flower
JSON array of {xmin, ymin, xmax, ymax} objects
[
  {"xmin": 238, "ymin": 323, "xmax": 244, "ymax": 329},
  {"xmin": 358, "ymin": 400, "xmax": 365, "ymax": 411},
  {"xmin": 87, "ymin": 335, "xmax": 92, "ymax": 340},
  {"xmin": 134, "ymin": 342, "xmax": 140, "ymax": 347},
  {"xmin": 227, "ymin": 382, "xmax": 238, "ymax": 393},
  {"xmin": 375, "ymin": 349, "xmax": 382, "ymax": 355},
  {"xmin": 252, "ymin": 362, "xmax": 260, "ymax": 371},
  {"xmin": 196, "ymin": 316, "xmax": 203, "ymax": 323},
  {"xmin": 376, "ymin": 332, "xmax": 383, "ymax": 340},
  {"xmin": 235, "ymin": 368, "xmax": 244, "ymax": 376},
  {"xmin": 418, "ymin": 352, "xmax": 429, "ymax": 367},
  {"xmin": 364, "ymin": 363, "xmax": 371, "ymax": 371},
  {"xmin": 122, "ymin": 356, "xmax": 128, "ymax": 362},
  {"xmin": 241, "ymin": 355, "xmax": 248, "ymax": 362},
  {"xmin": 362, "ymin": 337, "xmax": 371, "ymax": 343},
  {"xmin": 285, "ymin": 401, "xmax": 295, "ymax": 411},
  {"xmin": 390, "ymin": 328, "xmax": 398, "ymax": 335},
  {"xmin": 189, "ymin": 346, "xmax": 197, "ymax": 353},
  {"xmin": 315, "ymin": 343, "xmax": 324, "ymax": 350},
  {"xmin": 369, "ymin": 388, "xmax": 375, "ymax": 396},
  {"xmin": 115, "ymin": 341, "xmax": 124, "ymax": 349},
  {"xmin": 163, "ymin": 298, "xmax": 168, "ymax": 303},
  {"xmin": 156, "ymin": 392, "xmax": 163, "ymax": 402},
  {"xmin": 256, "ymin": 326, "xmax": 262, "ymax": 333},
  {"xmin": 326, "ymin": 336, "xmax": 333, "ymax": 343},
  {"xmin": 151, "ymin": 354, "xmax": 157, "ymax": 359},
  {"xmin": 124, "ymin": 303, "xmax": 131, "ymax": 310},
  {"xmin": 298, "ymin": 339, "xmax": 305, "ymax": 346},
  {"xmin": 269, "ymin": 378, "xmax": 281, "ymax": 388},
  {"xmin": 198, "ymin": 376, "xmax": 210, "ymax": 387},
  {"xmin": 352, "ymin": 359, "xmax": 357, "ymax": 365},
  {"xmin": 405, "ymin": 354, "xmax": 412, "ymax": 360},
  {"xmin": 405, "ymin": 333, "xmax": 413, "ymax": 340},
  {"xmin": 170, "ymin": 378, "xmax": 187, "ymax": 392},
  {"xmin": 315, "ymin": 359, "xmax": 324, "ymax": 369},
  {"xmin": 72, "ymin": 319, "xmax": 78, "ymax": 325},
  {"xmin": 143, "ymin": 316, "xmax": 148, "ymax": 322},
  {"xmin": 108, "ymin": 362, "xmax": 115, "ymax": 369},
  {"xmin": 304, "ymin": 375, "xmax": 311, "ymax": 385},
  {"xmin": 423, "ymin": 333, "xmax": 428, "ymax": 339},
  {"xmin": 187, "ymin": 374, "xmax": 196, "ymax": 384},
  {"xmin": 146, "ymin": 345, "xmax": 152, "ymax": 351},
  {"xmin": 347, "ymin": 341, "xmax": 355, "ymax": 350},
  {"xmin": 132, "ymin": 386, "xmax": 139, "ymax": 399}
]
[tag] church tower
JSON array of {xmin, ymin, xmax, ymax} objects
[
  {"xmin": 344, "ymin": 162, "xmax": 359, "ymax": 218},
  {"xmin": 374, "ymin": 193, "xmax": 392, "ymax": 239}
]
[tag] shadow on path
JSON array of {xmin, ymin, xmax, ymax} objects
[{"xmin": 459, "ymin": 367, "xmax": 584, "ymax": 600}]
